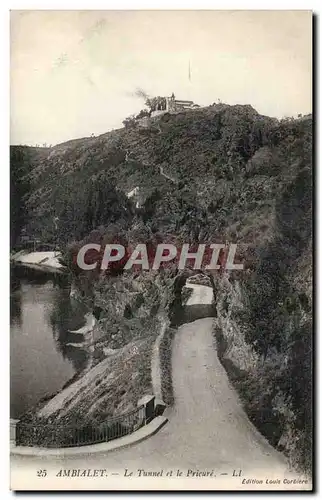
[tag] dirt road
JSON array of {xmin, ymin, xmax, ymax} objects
[
  {"xmin": 12, "ymin": 317, "xmax": 289, "ymax": 487},
  {"xmin": 159, "ymin": 165, "xmax": 178, "ymax": 183},
  {"xmin": 185, "ymin": 283, "xmax": 213, "ymax": 305}
]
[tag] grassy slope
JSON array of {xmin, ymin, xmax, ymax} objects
[{"xmin": 19, "ymin": 105, "xmax": 311, "ymax": 252}]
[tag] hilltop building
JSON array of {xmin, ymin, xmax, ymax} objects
[{"xmin": 150, "ymin": 93, "xmax": 199, "ymax": 118}]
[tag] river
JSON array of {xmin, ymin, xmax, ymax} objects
[{"xmin": 10, "ymin": 265, "xmax": 89, "ymax": 418}]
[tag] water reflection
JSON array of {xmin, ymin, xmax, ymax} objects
[
  {"xmin": 10, "ymin": 264, "xmax": 89, "ymax": 418},
  {"xmin": 48, "ymin": 287, "xmax": 89, "ymax": 373}
]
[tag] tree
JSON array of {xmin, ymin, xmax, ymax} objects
[
  {"xmin": 135, "ymin": 109, "xmax": 150, "ymax": 120},
  {"xmin": 10, "ymin": 146, "xmax": 32, "ymax": 248},
  {"xmin": 145, "ymin": 96, "xmax": 166, "ymax": 112},
  {"xmin": 122, "ymin": 115, "xmax": 137, "ymax": 129}
]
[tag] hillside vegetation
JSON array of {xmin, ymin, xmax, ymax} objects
[{"xmin": 11, "ymin": 103, "xmax": 312, "ymax": 470}]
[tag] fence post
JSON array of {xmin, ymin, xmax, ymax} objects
[
  {"xmin": 10, "ymin": 419, "xmax": 19, "ymax": 446},
  {"xmin": 137, "ymin": 395, "xmax": 155, "ymax": 425}
]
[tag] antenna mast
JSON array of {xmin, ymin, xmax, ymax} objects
[{"xmin": 187, "ymin": 59, "xmax": 192, "ymax": 101}]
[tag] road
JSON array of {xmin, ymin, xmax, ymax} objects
[
  {"xmin": 12, "ymin": 298, "xmax": 290, "ymax": 489},
  {"xmin": 185, "ymin": 283, "xmax": 213, "ymax": 305},
  {"xmin": 159, "ymin": 165, "xmax": 178, "ymax": 184}
]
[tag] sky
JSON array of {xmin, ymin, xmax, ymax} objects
[{"xmin": 10, "ymin": 10, "xmax": 312, "ymax": 146}]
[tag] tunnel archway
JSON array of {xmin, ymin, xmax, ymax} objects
[{"xmin": 169, "ymin": 269, "xmax": 217, "ymax": 327}]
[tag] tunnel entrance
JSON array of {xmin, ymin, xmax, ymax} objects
[{"xmin": 169, "ymin": 271, "xmax": 217, "ymax": 327}]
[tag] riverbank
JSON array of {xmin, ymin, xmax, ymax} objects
[
  {"xmin": 11, "ymin": 251, "xmax": 64, "ymax": 273},
  {"xmin": 11, "ymin": 263, "xmax": 162, "ymax": 430},
  {"xmin": 35, "ymin": 319, "xmax": 161, "ymax": 424},
  {"xmin": 13, "ymin": 269, "xmax": 216, "ymax": 446},
  {"xmin": 14, "ymin": 313, "xmax": 165, "ymax": 447}
]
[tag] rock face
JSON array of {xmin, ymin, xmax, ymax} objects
[
  {"xmin": 214, "ymin": 244, "xmax": 312, "ymax": 473},
  {"xmin": 70, "ymin": 280, "xmax": 82, "ymax": 299}
]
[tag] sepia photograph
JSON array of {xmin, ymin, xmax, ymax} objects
[{"xmin": 9, "ymin": 9, "xmax": 313, "ymax": 491}]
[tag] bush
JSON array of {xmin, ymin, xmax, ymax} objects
[{"xmin": 122, "ymin": 115, "xmax": 137, "ymax": 129}]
